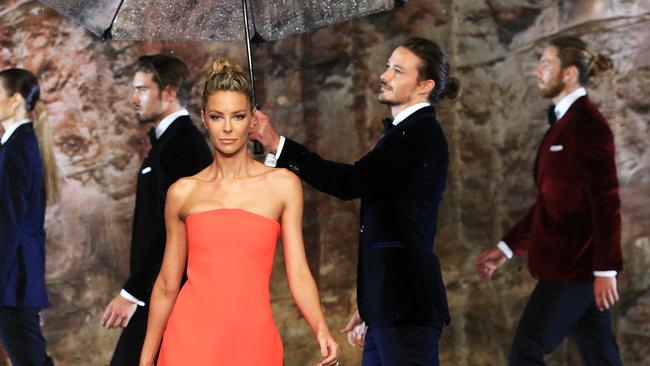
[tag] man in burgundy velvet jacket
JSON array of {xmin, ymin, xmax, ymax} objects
[{"xmin": 475, "ymin": 36, "xmax": 623, "ymax": 365}]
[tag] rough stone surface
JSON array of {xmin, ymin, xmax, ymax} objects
[{"xmin": 0, "ymin": 0, "xmax": 648, "ymax": 365}]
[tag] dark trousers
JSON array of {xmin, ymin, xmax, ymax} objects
[
  {"xmin": 509, "ymin": 281, "xmax": 623, "ymax": 366},
  {"xmin": 362, "ymin": 321, "xmax": 442, "ymax": 366},
  {"xmin": 110, "ymin": 305, "xmax": 148, "ymax": 366},
  {"xmin": 0, "ymin": 307, "xmax": 54, "ymax": 366}
]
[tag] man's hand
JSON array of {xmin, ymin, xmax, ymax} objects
[
  {"xmin": 101, "ymin": 295, "xmax": 138, "ymax": 329},
  {"xmin": 475, "ymin": 247, "xmax": 507, "ymax": 279},
  {"xmin": 250, "ymin": 109, "xmax": 281, "ymax": 153},
  {"xmin": 594, "ymin": 276, "xmax": 619, "ymax": 311},
  {"xmin": 341, "ymin": 310, "xmax": 366, "ymax": 348}
]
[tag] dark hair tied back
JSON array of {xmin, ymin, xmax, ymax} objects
[
  {"xmin": 401, "ymin": 37, "xmax": 462, "ymax": 104},
  {"xmin": 549, "ymin": 36, "xmax": 613, "ymax": 85}
]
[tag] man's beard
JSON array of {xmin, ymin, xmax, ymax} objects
[
  {"xmin": 540, "ymin": 75, "xmax": 565, "ymax": 99},
  {"xmin": 136, "ymin": 110, "xmax": 163, "ymax": 124}
]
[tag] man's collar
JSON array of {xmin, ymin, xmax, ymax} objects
[
  {"xmin": 154, "ymin": 109, "xmax": 189, "ymax": 139},
  {"xmin": 393, "ymin": 102, "xmax": 431, "ymax": 126},
  {"xmin": 554, "ymin": 87, "xmax": 587, "ymax": 121},
  {"xmin": 1, "ymin": 119, "xmax": 32, "ymax": 145}
]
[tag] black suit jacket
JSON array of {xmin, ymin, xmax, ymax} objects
[
  {"xmin": 0, "ymin": 123, "xmax": 49, "ymax": 308},
  {"xmin": 122, "ymin": 115, "xmax": 212, "ymax": 302},
  {"xmin": 277, "ymin": 106, "xmax": 450, "ymax": 325}
]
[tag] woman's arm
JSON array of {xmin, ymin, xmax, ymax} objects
[
  {"xmin": 277, "ymin": 170, "xmax": 340, "ymax": 366},
  {"xmin": 139, "ymin": 180, "xmax": 191, "ymax": 366}
]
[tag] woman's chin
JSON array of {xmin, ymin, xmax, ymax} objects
[{"xmin": 215, "ymin": 144, "xmax": 246, "ymax": 157}]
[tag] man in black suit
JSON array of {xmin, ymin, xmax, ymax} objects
[
  {"xmin": 250, "ymin": 38, "xmax": 460, "ymax": 366},
  {"xmin": 100, "ymin": 54, "xmax": 212, "ymax": 366}
]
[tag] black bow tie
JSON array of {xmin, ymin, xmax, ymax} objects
[
  {"xmin": 547, "ymin": 105, "xmax": 557, "ymax": 126},
  {"xmin": 148, "ymin": 127, "xmax": 158, "ymax": 146},
  {"xmin": 382, "ymin": 118, "xmax": 394, "ymax": 133}
]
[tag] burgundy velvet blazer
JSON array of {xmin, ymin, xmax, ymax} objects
[{"xmin": 503, "ymin": 95, "xmax": 623, "ymax": 282}]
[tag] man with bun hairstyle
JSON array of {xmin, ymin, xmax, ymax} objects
[
  {"xmin": 475, "ymin": 36, "xmax": 623, "ymax": 365},
  {"xmin": 101, "ymin": 54, "xmax": 212, "ymax": 366},
  {"xmin": 251, "ymin": 37, "xmax": 460, "ymax": 366}
]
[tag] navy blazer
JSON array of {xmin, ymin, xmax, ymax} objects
[
  {"xmin": 122, "ymin": 115, "xmax": 213, "ymax": 302},
  {"xmin": 0, "ymin": 123, "xmax": 49, "ymax": 308},
  {"xmin": 277, "ymin": 106, "xmax": 450, "ymax": 325}
]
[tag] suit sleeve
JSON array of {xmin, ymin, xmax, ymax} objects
[
  {"xmin": 276, "ymin": 124, "xmax": 439, "ymax": 200},
  {"xmin": 501, "ymin": 205, "xmax": 534, "ymax": 257},
  {"xmin": 575, "ymin": 117, "xmax": 623, "ymax": 271},
  {"xmin": 122, "ymin": 129, "xmax": 212, "ymax": 301},
  {"xmin": 0, "ymin": 147, "xmax": 31, "ymax": 283}
]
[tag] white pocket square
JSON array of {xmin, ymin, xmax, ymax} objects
[
  {"xmin": 549, "ymin": 145, "xmax": 563, "ymax": 152},
  {"xmin": 141, "ymin": 167, "xmax": 152, "ymax": 174}
]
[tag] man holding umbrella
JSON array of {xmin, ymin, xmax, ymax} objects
[{"xmin": 251, "ymin": 37, "xmax": 460, "ymax": 366}]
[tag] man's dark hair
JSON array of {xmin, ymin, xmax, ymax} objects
[
  {"xmin": 135, "ymin": 54, "xmax": 193, "ymax": 105},
  {"xmin": 549, "ymin": 36, "xmax": 613, "ymax": 85},
  {"xmin": 401, "ymin": 37, "xmax": 461, "ymax": 104}
]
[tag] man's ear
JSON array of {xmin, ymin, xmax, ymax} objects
[
  {"xmin": 161, "ymin": 86, "xmax": 178, "ymax": 103},
  {"xmin": 562, "ymin": 65, "xmax": 579, "ymax": 84},
  {"xmin": 419, "ymin": 79, "xmax": 435, "ymax": 96}
]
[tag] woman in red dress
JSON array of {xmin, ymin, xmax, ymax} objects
[{"xmin": 139, "ymin": 58, "xmax": 339, "ymax": 366}]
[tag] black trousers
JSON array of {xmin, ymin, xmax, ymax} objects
[
  {"xmin": 509, "ymin": 281, "xmax": 623, "ymax": 366},
  {"xmin": 362, "ymin": 321, "xmax": 442, "ymax": 366},
  {"xmin": 110, "ymin": 305, "xmax": 148, "ymax": 366},
  {"xmin": 0, "ymin": 306, "xmax": 54, "ymax": 366}
]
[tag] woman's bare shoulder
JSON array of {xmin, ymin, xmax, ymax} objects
[
  {"xmin": 167, "ymin": 175, "xmax": 200, "ymax": 202},
  {"xmin": 266, "ymin": 167, "xmax": 300, "ymax": 188}
]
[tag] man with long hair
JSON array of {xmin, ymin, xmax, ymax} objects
[
  {"xmin": 251, "ymin": 37, "xmax": 460, "ymax": 366},
  {"xmin": 475, "ymin": 36, "xmax": 623, "ymax": 365}
]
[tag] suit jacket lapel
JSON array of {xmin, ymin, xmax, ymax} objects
[{"xmin": 534, "ymin": 96, "xmax": 586, "ymax": 183}]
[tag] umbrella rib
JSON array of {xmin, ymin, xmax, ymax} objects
[{"xmin": 102, "ymin": 0, "xmax": 126, "ymax": 41}]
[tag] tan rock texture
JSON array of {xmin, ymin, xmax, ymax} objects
[{"xmin": 0, "ymin": 0, "xmax": 648, "ymax": 365}]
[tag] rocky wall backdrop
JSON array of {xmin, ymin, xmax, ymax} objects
[{"xmin": 0, "ymin": 0, "xmax": 648, "ymax": 365}]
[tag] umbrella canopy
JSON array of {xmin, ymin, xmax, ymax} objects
[
  {"xmin": 38, "ymin": 0, "xmax": 406, "ymax": 153},
  {"xmin": 38, "ymin": 0, "xmax": 400, "ymax": 41}
]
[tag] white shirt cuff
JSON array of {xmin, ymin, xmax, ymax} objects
[
  {"xmin": 593, "ymin": 270, "xmax": 617, "ymax": 277},
  {"xmin": 120, "ymin": 289, "xmax": 145, "ymax": 306},
  {"xmin": 497, "ymin": 241, "xmax": 513, "ymax": 260},
  {"xmin": 264, "ymin": 153, "xmax": 277, "ymax": 167},
  {"xmin": 264, "ymin": 136, "xmax": 286, "ymax": 168}
]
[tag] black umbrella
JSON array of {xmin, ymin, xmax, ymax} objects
[{"xmin": 38, "ymin": 0, "xmax": 407, "ymax": 152}]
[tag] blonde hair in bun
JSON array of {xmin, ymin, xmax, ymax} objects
[{"xmin": 202, "ymin": 58, "xmax": 253, "ymax": 110}]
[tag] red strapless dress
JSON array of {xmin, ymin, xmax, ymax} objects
[{"xmin": 157, "ymin": 208, "xmax": 282, "ymax": 365}]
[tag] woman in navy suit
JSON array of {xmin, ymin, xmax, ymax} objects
[{"xmin": 0, "ymin": 68, "xmax": 59, "ymax": 365}]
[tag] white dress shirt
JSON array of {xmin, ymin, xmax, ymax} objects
[{"xmin": 155, "ymin": 109, "xmax": 190, "ymax": 139}]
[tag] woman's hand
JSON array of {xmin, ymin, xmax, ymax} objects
[{"xmin": 316, "ymin": 326, "xmax": 340, "ymax": 366}]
